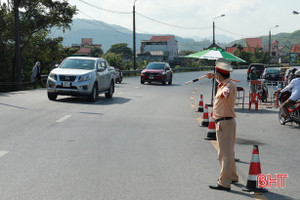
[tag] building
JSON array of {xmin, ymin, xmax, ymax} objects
[
  {"xmin": 265, "ymin": 40, "xmax": 290, "ymax": 63},
  {"xmin": 226, "ymin": 38, "xmax": 263, "ymax": 54},
  {"xmin": 290, "ymin": 44, "xmax": 300, "ymax": 64},
  {"xmin": 138, "ymin": 35, "xmax": 178, "ymax": 62},
  {"xmin": 72, "ymin": 38, "xmax": 102, "ymax": 56},
  {"xmin": 226, "ymin": 38, "xmax": 290, "ymax": 64}
]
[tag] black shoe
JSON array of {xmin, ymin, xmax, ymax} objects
[
  {"xmin": 217, "ymin": 179, "xmax": 238, "ymax": 184},
  {"xmin": 284, "ymin": 118, "xmax": 293, "ymax": 123},
  {"xmin": 209, "ymin": 184, "xmax": 230, "ymax": 191}
]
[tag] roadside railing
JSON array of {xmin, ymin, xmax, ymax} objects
[
  {"xmin": 0, "ymin": 65, "xmax": 249, "ymax": 92},
  {"xmin": 122, "ymin": 65, "xmax": 249, "ymax": 77}
]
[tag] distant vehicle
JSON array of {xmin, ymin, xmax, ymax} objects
[
  {"xmin": 47, "ymin": 56, "xmax": 115, "ymax": 101},
  {"xmin": 141, "ymin": 62, "xmax": 173, "ymax": 85},
  {"xmin": 261, "ymin": 68, "xmax": 282, "ymax": 83},
  {"xmin": 247, "ymin": 63, "xmax": 265, "ymax": 81},
  {"xmin": 280, "ymin": 66, "xmax": 290, "ymax": 77},
  {"xmin": 115, "ymin": 68, "xmax": 123, "ymax": 83}
]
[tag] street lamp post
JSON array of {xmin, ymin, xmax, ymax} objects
[
  {"xmin": 208, "ymin": 14, "xmax": 225, "ymax": 107},
  {"xmin": 213, "ymin": 14, "xmax": 225, "ymax": 46},
  {"xmin": 268, "ymin": 25, "xmax": 279, "ymax": 65},
  {"xmin": 133, "ymin": 0, "xmax": 137, "ymax": 70}
]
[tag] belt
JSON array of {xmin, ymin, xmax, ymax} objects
[{"xmin": 215, "ymin": 117, "xmax": 233, "ymax": 123}]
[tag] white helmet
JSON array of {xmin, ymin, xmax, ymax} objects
[{"xmin": 295, "ymin": 69, "xmax": 300, "ymax": 76}]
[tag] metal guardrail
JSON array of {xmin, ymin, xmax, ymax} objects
[
  {"xmin": 0, "ymin": 66, "xmax": 249, "ymax": 91},
  {"xmin": 121, "ymin": 65, "xmax": 249, "ymax": 76}
]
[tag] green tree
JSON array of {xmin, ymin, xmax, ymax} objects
[
  {"xmin": 252, "ymin": 47, "xmax": 268, "ymax": 63},
  {"xmin": 295, "ymin": 54, "xmax": 300, "ymax": 64},
  {"xmin": 0, "ymin": 1, "xmax": 76, "ymax": 91},
  {"xmin": 91, "ymin": 46, "xmax": 104, "ymax": 58},
  {"xmin": 107, "ymin": 43, "xmax": 132, "ymax": 59},
  {"xmin": 233, "ymin": 44, "xmax": 252, "ymax": 64},
  {"xmin": 104, "ymin": 53, "xmax": 124, "ymax": 69}
]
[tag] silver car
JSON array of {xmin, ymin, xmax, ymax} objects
[{"xmin": 47, "ymin": 57, "xmax": 115, "ymax": 101}]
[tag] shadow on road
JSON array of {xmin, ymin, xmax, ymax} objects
[
  {"xmin": 229, "ymin": 183, "xmax": 295, "ymax": 200},
  {"xmin": 55, "ymin": 96, "xmax": 131, "ymax": 105},
  {"xmin": 0, "ymin": 102, "xmax": 28, "ymax": 110},
  {"xmin": 142, "ymin": 83, "xmax": 181, "ymax": 87},
  {"xmin": 263, "ymin": 192, "xmax": 295, "ymax": 200},
  {"xmin": 235, "ymin": 108, "xmax": 278, "ymax": 114},
  {"xmin": 236, "ymin": 137, "xmax": 266, "ymax": 146}
]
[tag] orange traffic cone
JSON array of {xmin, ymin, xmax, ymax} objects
[
  {"xmin": 198, "ymin": 94, "xmax": 204, "ymax": 112},
  {"xmin": 205, "ymin": 113, "xmax": 216, "ymax": 140},
  {"xmin": 201, "ymin": 104, "xmax": 209, "ymax": 127},
  {"xmin": 243, "ymin": 145, "xmax": 268, "ymax": 192}
]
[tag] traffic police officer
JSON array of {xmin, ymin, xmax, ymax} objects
[{"xmin": 206, "ymin": 58, "xmax": 239, "ymax": 191}]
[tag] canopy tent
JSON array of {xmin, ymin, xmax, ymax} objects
[
  {"xmin": 185, "ymin": 46, "xmax": 246, "ymax": 63},
  {"xmin": 185, "ymin": 46, "xmax": 246, "ymax": 106}
]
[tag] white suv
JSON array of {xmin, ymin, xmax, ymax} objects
[{"xmin": 47, "ymin": 56, "xmax": 115, "ymax": 101}]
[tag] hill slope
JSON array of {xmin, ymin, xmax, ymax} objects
[{"xmin": 51, "ymin": 19, "xmax": 300, "ymax": 52}]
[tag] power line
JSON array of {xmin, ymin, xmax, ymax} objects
[
  {"xmin": 78, "ymin": 10, "xmax": 145, "ymax": 41},
  {"xmin": 78, "ymin": 0, "xmax": 212, "ymax": 31},
  {"xmin": 215, "ymin": 26, "xmax": 255, "ymax": 39},
  {"xmin": 78, "ymin": 0, "xmax": 131, "ymax": 14},
  {"xmin": 136, "ymin": 12, "xmax": 212, "ymax": 30}
]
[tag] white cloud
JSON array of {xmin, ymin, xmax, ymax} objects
[{"xmin": 68, "ymin": 0, "xmax": 300, "ymax": 40}]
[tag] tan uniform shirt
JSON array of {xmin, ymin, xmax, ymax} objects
[{"xmin": 213, "ymin": 79, "xmax": 237, "ymax": 120}]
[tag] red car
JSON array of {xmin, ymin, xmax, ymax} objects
[{"xmin": 141, "ymin": 62, "xmax": 173, "ymax": 85}]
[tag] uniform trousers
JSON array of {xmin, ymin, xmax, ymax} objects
[{"xmin": 216, "ymin": 118, "xmax": 239, "ymax": 188}]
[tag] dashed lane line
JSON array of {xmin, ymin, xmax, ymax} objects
[
  {"xmin": 0, "ymin": 151, "xmax": 9, "ymax": 158},
  {"xmin": 56, "ymin": 115, "xmax": 72, "ymax": 123}
]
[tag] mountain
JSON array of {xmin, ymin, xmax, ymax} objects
[
  {"xmin": 227, "ymin": 30, "xmax": 300, "ymax": 49},
  {"xmin": 50, "ymin": 18, "xmax": 222, "ymax": 52},
  {"xmin": 190, "ymin": 35, "xmax": 235, "ymax": 43},
  {"xmin": 50, "ymin": 19, "xmax": 300, "ymax": 52}
]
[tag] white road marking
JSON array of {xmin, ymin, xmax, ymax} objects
[
  {"xmin": 0, "ymin": 151, "xmax": 9, "ymax": 158},
  {"xmin": 135, "ymin": 87, "xmax": 140, "ymax": 89},
  {"xmin": 56, "ymin": 115, "xmax": 72, "ymax": 123}
]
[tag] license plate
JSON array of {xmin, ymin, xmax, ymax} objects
[
  {"xmin": 149, "ymin": 75, "xmax": 154, "ymax": 79},
  {"xmin": 62, "ymin": 82, "xmax": 71, "ymax": 87}
]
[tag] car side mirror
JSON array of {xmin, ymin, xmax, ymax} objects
[
  {"xmin": 97, "ymin": 66, "xmax": 105, "ymax": 72},
  {"xmin": 54, "ymin": 64, "xmax": 59, "ymax": 68}
]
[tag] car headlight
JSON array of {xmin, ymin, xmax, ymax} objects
[
  {"xmin": 78, "ymin": 74, "xmax": 92, "ymax": 82},
  {"xmin": 49, "ymin": 73, "xmax": 57, "ymax": 80}
]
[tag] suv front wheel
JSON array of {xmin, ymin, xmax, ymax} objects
[
  {"xmin": 89, "ymin": 84, "xmax": 98, "ymax": 102},
  {"xmin": 105, "ymin": 81, "xmax": 114, "ymax": 98},
  {"xmin": 48, "ymin": 92, "xmax": 57, "ymax": 101}
]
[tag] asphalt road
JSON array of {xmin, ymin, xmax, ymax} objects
[{"xmin": 0, "ymin": 69, "xmax": 299, "ymax": 200}]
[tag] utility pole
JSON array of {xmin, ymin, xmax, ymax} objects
[
  {"xmin": 133, "ymin": 0, "xmax": 137, "ymax": 70},
  {"xmin": 13, "ymin": 0, "xmax": 22, "ymax": 90},
  {"xmin": 207, "ymin": 14, "xmax": 225, "ymax": 107},
  {"xmin": 268, "ymin": 30, "xmax": 271, "ymax": 65},
  {"xmin": 268, "ymin": 25, "xmax": 279, "ymax": 65}
]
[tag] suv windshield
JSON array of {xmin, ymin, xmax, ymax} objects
[
  {"xmin": 60, "ymin": 59, "xmax": 95, "ymax": 70},
  {"xmin": 266, "ymin": 69, "xmax": 280, "ymax": 74},
  {"xmin": 146, "ymin": 63, "xmax": 165, "ymax": 70}
]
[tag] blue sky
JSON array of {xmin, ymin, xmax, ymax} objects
[{"xmin": 67, "ymin": 0, "xmax": 300, "ymax": 41}]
